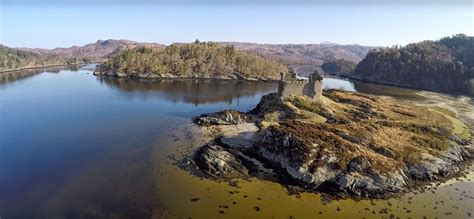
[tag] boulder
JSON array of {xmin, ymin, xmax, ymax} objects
[
  {"xmin": 194, "ymin": 143, "xmax": 248, "ymax": 179},
  {"xmin": 193, "ymin": 110, "xmax": 249, "ymax": 126}
]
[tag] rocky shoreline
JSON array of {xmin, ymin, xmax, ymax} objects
[
  {"xmin": 93, "ymin": 70, "xmax": 278, "ymax": 82},
  {"xmin": 181, "ymin": 90, "xmax": 473, "ymax": 199}
]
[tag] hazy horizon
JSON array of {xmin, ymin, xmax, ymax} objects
[{"xmin": 1, "ymin": 0, "xmax": 472, "ymax": 49}]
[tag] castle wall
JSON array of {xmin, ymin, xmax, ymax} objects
[
  {"xmin": 278, "ymin": 81, "xmax": 307, "ymax": 98},
  {"xmin": 278, "ymin": 80, "xmax": 323, "ymax": 101},
  {"xmin": 313, "ymin": 81, "xmax": 323, "ymax": 101}
]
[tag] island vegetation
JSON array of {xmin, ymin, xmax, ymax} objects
[
  {"xmin": 352, "ymin": 34, "xmax": 474, "ymax": 95},
  {"xmin": 94, "ymin": 41, "xmax": 289, "ymax": 81}
]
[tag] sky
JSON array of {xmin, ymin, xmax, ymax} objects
[{"xmin": 0, "ymin": 0, "xmax": 472, "ymax": 49}]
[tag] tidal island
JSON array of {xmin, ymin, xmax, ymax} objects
[{"xmin": 182, "ymin": 71, "xmax": 473, "ymax": 199}]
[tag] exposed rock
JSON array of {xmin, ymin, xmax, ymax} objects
[
  {"xmin": 374, "ymin": 146, "xmax": 396, "ymax": 158},
  {"xmin": 187, "ymin": 89, "xmax": 473, "ymax": 199},
  {"xmin": 193, "ymin": 110, "xmax": 250, "ymax": 126},
  {"xmin": 218, "ymin": 132, "xmax": 257, "ymax": 150},
  {"xmin": 194, "ymin": 143, "xmax": 248, "ymax": 179},
  {"xmin": 323, "ymin": 171, "xmax": 406, "ymax": 198}
]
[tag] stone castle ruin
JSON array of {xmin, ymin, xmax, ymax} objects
[{"xmin": 278, "ymin": 69, "xmax": 324, "ymax": 101}]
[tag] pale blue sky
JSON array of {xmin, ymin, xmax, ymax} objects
[{"xmin": 0, "ymin": 1, "xmax": 472, "ymax": 48}]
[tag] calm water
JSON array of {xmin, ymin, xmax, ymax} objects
[{"xmin": 0, "ymin": 66, "xmax": 472, "ymax": 218}]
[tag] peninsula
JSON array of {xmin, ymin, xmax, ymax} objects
[{"xmin": 184, "ymin": 71, "xmax": 473, "ymax": 198}]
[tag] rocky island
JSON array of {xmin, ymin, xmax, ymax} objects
[
  {"xmin": 182, "ymin": 71, "xmax": 473, "ymax": 199},
  {"xmin": 94, "ymin": 41, "xmax": 288, "ymax": 81}
]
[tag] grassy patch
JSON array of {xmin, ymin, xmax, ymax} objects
[
  {"xmin": 259, "ymin": 89, "xmax": 472, "ymax": 176},
  {"xmin": 429, "ymin": 106, "xmax": 471, "ymax": 142}
]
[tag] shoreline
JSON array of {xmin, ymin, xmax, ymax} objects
[
  {"xmin": 183, "ymin": 90, "xmax": 473, "ymax": 199},
  {"xmin": 345, "ymin": 75, "xmax": 473, "ymax": 97},
  {"xmin": 93, "ymin": 71, "xmax": 280, "ymax": 82},
  {"xmin": 0, "ymin": 62, "xmax": 90, "ymax": 74}
]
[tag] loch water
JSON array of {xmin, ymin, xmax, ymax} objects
[{"xmin": 0, "ymin": 65, "xmax": 472, "ymax": 218}]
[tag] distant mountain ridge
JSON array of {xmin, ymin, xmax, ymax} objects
[
  {"xmin": 17, "ymin": 39, "xmax": 165, "ymax": 60},
  {"xmin": 1, "ymin": 40, "xmax": 164, "ymax": 72},
  {"xmin": 222, "ymin": 42, "xmax": 374, "ymax": 75},
  {"xmin": 4, "ymin": 39, "xmax": 373, "ymax": 75}
]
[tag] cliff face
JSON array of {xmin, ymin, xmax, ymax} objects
[{"xmin": 353, "ymin": 34, "xmax": 474, "ymax": 96}]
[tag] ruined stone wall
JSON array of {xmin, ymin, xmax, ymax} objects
[
  {"xmin": 278, "ymin": 81, "xmax": 306, "ymax": 98},
  {"xmin": 278, "ymin": 80, "xmax": 323, "ymax": 101},
  {"xmin": 313, "ymin": 81, "xmax": 323, "ymax": 101}
]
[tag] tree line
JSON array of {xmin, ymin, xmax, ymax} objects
[
  {"xmin": 353, "ymin": 34, "xmax": 474, "ymax": 95},
  {"xmin": 96, "ymin": 41, "xmax": 289, "ymax": 80},
  {"xmin": 0, "ymin": 45, "xmax": 88, "ymax": 71}
]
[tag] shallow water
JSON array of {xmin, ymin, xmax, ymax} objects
[{"xmin": 0, "ymin": 66, "xmax": 472, "ymax": 218}]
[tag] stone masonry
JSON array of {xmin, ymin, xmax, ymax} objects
[{"xmin": 278, "ymin": 69, "xmax": 323, "ymax": 101}]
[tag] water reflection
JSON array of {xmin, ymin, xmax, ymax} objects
[
  {"xmin": 322, "ymin": 77, "xmax": 355, "ymax": 91},
  {"xmin": 0, "ymin": 68, "xmax": 282, "ymax": 219},
  {"xmin": 352, "ymin": 80, "xmax": 426, "ymax": 100},
  {"xmin": 1, "ymin": 67, "xmax": 472, "ymax": 219},
  {"xmin": 0, "ymin": 65, "xmax": 82, "ymax": 85},
  {"xmin": 97, "ymin": 76, "xmax": 278, "ymax": 106}
]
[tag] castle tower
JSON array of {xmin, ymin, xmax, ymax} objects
[
  {"xmin": 278, "ymin": 69, "xmax": 323, "ymax": 101},
  {"xmin": 308, "ymin": 70, "xmax": 323, "ymax": 101}
]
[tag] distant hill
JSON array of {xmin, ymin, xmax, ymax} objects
[
  {"xmin": 6, "ymin": 39, "xmax": 372, "ymax": 75},
  {"xmin": 94, "ymin": 41, "xmax": 288, "ymax": 81},
  {"xmin": 223, "ymin": 42, "xmax": 373, "ymax": 76},
  {"xmin": 18, "ymin": 39, "xmax": 164, "ymax": 61},
  {"xmin": 0, "ymin": 45, "xmax": 75, "ymax": 71},
  {"xmin": 0, "ymin": 40, "xmax": 164, "ymax": 72},
  {"xmin": 353, "ymin": 34, "xmax": 474, "ymax": 96}
]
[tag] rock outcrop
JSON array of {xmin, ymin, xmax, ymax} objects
[
  {"xmin": 194, "ymin": 143, "xmax": 249, "ymax": 179},
  {"xmin": 187, "ymin": 89, "xmax": 473, "ymax": 198},
  {"xmin": 193, "ymin": 110, "xmax": 250, "ymax": 126}
]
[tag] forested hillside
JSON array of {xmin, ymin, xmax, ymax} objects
[
  {"xmin": 353, "ymin": 34, "xmax": 474, "ymax": 95},
  {"xmin": 321, "ymin": 59, "xmax": 357, "ymax": 76},
  {"xmin": 95, "ymin": 41, "xmax": 289, "ymax": 80},
  {"xmin": 0, "ymin": 45, "xmax": 83, "ymax": 71}
]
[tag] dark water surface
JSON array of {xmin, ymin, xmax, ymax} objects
[
  {"xmin": 0, "ymin": 66, "xmax": 472, "ymax": 218},
  {"xmin": 0, "ymin": 66, "xmax": 277, "ymax": 218}
]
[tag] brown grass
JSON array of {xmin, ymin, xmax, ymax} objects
[{"xmin": 260, "ymin": 89, "xmax": 471, "ymax": 175}]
